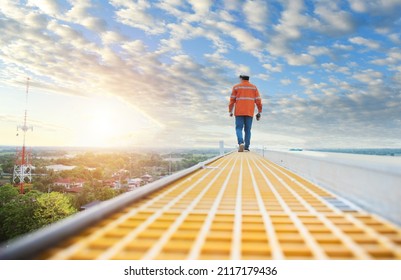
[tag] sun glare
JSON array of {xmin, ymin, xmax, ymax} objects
[
  {"xmin": 71, "ymin": 96, "xmax": 155, "ymax": 148},
  {"xmin": 72, "ymin": 102, "xmax": 123, "ymax": 147},
  {"xmin": 90, "ymin": 112, "xmax": 116, "ymax": 142},
  {"xmin": 76, "ymin": 107, "xmax": 115, "ymax": 147},
  {"xmin": 90, "ymin": 109, "xmax": 116, "ymax": 135}
]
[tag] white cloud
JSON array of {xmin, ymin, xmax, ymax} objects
[
  {"xmin": 337, "ymin": 66, "xmax": 351, "ymax": 74},
  {"xmin": 273, "ymin": 0, "xmax": 310, "ymax": 40},
  {"xmin": 62, "ymin": 0, "xmax": 106, "ymax": 32},
  {"xmin": 333, "ymin": 43, "xmax": 353, "ymax": 51},
  {"xmin": 353, "ymin": 69, "xmax": 383, "ymax": 85},
  {"xmin": 25, "ymin": 13, "xmax": 49, "ymax": 29},
  {"xmin": 280, "ymin": 79, "xmax": 292, "ymax": 85},
  {"xmin": 286, "ymin": 53, "xmax": 315, "ymax": 66},
  {"xmin": 348, "ymin": 0, "xmax": 401, "ymax": 13},
  {"xmin": 262, "ymin": 63, "xmax": 282, "ymax": 73},
  {"xmin": 161, "ymin": 0, "xmax": 183, "ymax": 6},
  {"xmin": 110, "ymin": 0, "xmax": 165, "ymax": 34},
  {"xmin": 314, "ymin": 0, "xmax": 355, "ymax": 34},
  {"xmin": 65, "ymin": 0, "xmax": 90, "ymax": 18},
  {"xmin": 298, "ymin": 77, "xmax": 314, "ymax": 95},
  {"xmin": 349, "ymin": 36, "xmax": 380, "ymax": 49},
  {"xmin": 389, "ymin": 49, "xmax": 401, "ymax": 61},
  {"xmin": 81, "ymin": 17, "xmax": 107, "ymax": 32},
  {"xmin": 204, "ymin": 53, "xmax": 249, "ymax": 75},
  {"xmin": 322, "ymin": 63, "xmax": 350, "ymax": 74},
  {"xmin": 223, "ymin": 0, "xmax": 241, "ymax": 10},
  {"xmin": 371, "ymin": 48, "xmax": 401, "ymax": 65},
  {"xmin": 322, "ymin": 63, "xmax": 337, "ymax": 71},
  {"xmin": 255, "ymin": 73, "xmax": 269, "ymax": 81},
  {"xmin": 121, "ymin": 40, "xmax": 147, "ymax": 54},
  {"xmin": 157, "ymin": 0, "xmax": 186, "ymax": 18},
  {"xmin": 375, "ymin": 27, "xmax": 391, "ymax": 34},
  {"xmin": 298, "ymin": 76, "xmax": 328, "ymax": 94},
  {"xmin": 268, "ymin": 0, "xmax": 308, "ymax": 57},
  {"xmin": 215, "ymin": 21, "xmax": 263, "ymax": 53},
  {"xmin": 159, "ymin": 21, "xmax": 212, "ymax": 54},
  {"xmin": 2, "ymin": 0, "xmax": 401, "ymax": 148},
  {"xmin": 328, "ymin": 77, "xmax": 352, "ymax": 90},
  {"xmin": 243, "ymin": 0, "xmax": 269, "ymax": 32},
  {"xmin": 188, "ymin": 0, "xmax": 212, "ymax": 17},
  {"xmin": 101, "ymin": 31, "xmax": 128, "ymax": 45},
  {"xmin": 47, "ymin": 20, "xmax": 84, "ymax": 43},
  {"xmin": 348, "ymin": 0, "xmax": 366, "ymax": 12},
  {"xmin": 0, "ymin": 1, "xmax": 47, "ymax": 28},
  {"xmin": 218, "ymin": 10, "xmax": 235, "ymax": 22},
  {"xmin": 265, "ymin": 79, "xmax": 401, "ymax": 148},
  {"xmin": 388, "ymin": 33, "xmax": 401, "ymax": 43},
  {"xmin": 27, "ymin": 0, "xmax": 63, "ymax": 16},
  {"xmin": 394, "ymin": 71, "xmax": 401, "ymax": 86},
  {"xmin": 308, "ymin": 46, "xmax": 331, "ymax": 56},
  {"xmin": 267, "ymin": 0, "xmax": 320, "ymax": 65}
]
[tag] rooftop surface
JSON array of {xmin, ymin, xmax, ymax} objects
[{"xmin": 2, "ymin": 152, "xmax": 401, "ymax": 260}]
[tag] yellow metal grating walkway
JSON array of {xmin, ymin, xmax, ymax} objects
[{"xmin": 11, "ymin": 152, "xmax": 401, "ymax": 259}]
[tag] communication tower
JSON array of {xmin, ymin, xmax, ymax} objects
[{"xmin": 13, "ymin": 78, "xmax": 34, "ymax": 193}]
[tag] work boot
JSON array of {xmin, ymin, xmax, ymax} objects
[{"xmin": 238, "ymin": 143, "xmax": 244, "ymax": 152}]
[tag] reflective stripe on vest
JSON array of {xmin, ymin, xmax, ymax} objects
[
  {"xmin": 234, "ymin": 86, "xmax": 257, "ymax": 90},
  {"xmin": 236, "ymin": 97, "xmax": 258, "ymax": 101}
]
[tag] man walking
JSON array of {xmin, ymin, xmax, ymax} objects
[{"xmin": 228, "ymin": 75, "xmax": 263, "ymax": 152}]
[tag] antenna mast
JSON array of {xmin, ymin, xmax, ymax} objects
[{"xmin": 13, "ymin": 78, "xmax": 34, "ymax": 193}]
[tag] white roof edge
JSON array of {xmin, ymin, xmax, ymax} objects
[{"xmin": 265, "ymin": 149, "xmax": 401, "ymax": 177}]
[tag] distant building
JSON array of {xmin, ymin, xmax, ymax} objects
[
  {"xmin": 112, "ymin": 181, "xmax": 122, "ymax": 189},
  {"xmin": 128, "ymin": 178, "xmax": 142, "ymax": 190},
  {"xmin": 112, "ymin": 169, "xmax": 129, "ymax": 177},
  {"xmin": 141, "ymin": 174, "xmax": 153, "ymax": 183},
  {"xmin": 102, "ymin": 179, "xmax": 115, "ymax": 188},
  {"xmin": 46, "ymin": 165, "xmax": 96, "ymax": 172},
  {"xmin": 65, "ymin": 186, "xmax": 83, "ymax": 194},
  {"xmin": 54, "ymin": 178, "xmax": 86, "ymax": 189},
  {"xmin": 46, "ymin": 164, "xmax": 76, "ymax": 172}
]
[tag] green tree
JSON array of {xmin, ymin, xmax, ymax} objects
[
  {"xmin": 34, "ymin": 192, "xmax": 77, "ymax": 227},
  {"xmin": 32, "ymin": 181, "xmax": 46, "ymax": 193},
  {"xmin": 0, "ymin": 184, "xmax": 19, "ymax": 205},
  {"xmin": 92, "ymin": 168, "xmax": 104, "ymax": 180},
  {"xmin": 72, "ymin": 182, "xmax": 119, "ymax": 209},
  {"xmin": 0, "ymin": 192, "xmax": 40, "ymax": 242},
  {"xmin": 95, "ymin": 185, "xmax": 117, "ymax": 201},
  {"xmin": 32, "ymin": 171, "xmax": 58, "ymax": 193},
  {"xmin": 0, "ymin": 154, "xmax": 14, "ymax": 174}
]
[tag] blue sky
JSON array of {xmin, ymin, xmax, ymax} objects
[{"xmin": 1, "ymin": 0, "xmax": 401, "ymax": 149}]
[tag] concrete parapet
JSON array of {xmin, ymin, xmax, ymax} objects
[{"xmin": 263, "ymin": 150, "xmax": 401, "ymax": 225}]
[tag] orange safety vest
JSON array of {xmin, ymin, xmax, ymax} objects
[{"xmin": 228, "ymin": 80, "xmax": 262, "ymax": 117}]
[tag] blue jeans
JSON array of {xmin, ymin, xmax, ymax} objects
[{"xmin": 235, "ymin": 116, "xmax": 253, "ymax": 149}]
